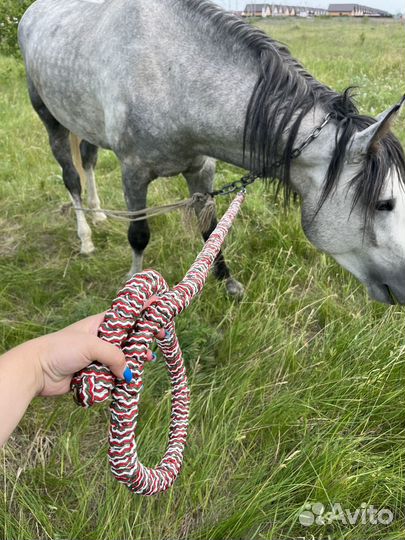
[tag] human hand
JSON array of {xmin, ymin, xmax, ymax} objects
[
  {"xmin": 0, "ymin": 313, "xmax": 139, "ymax": 446},
  {"xmin": 33, "ymin": 313, "xmax": 128, "ymax": 397}
]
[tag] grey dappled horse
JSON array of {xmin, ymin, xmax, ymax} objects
[{"xmin": 19, "ymin": 0, "xmax": 405, "ymax": 303}]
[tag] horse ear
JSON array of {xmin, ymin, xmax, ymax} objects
[{"xmin": 350, "ymin": 95, "xmax": 405, "ymax": 159}]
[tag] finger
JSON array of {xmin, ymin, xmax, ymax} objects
[
  {"xmin": 84, "ymin": 334, "xmax": 128, "ymax": 379},
  {"xmin": 145, "ymin": 349, "xmax": 157, "ymax": 363},
  {"xmin": 156, "ymin": 328, "xmax": 165, "ymax": 340},
  {"xmin": 67, "ymin": 313, "xmax": 107, "ymax": 335},
  {"xmin": 142, "ymin": 295, "xmax": 159, "ymax": 312}
]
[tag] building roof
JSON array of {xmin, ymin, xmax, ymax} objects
[
  {"xmin": 244, "ymin": 4, "xmax": 271, "ymax": 10},
  {"xmin": 329, "ymin": 3, "xmax": 357, "ymax": 10},
  {"xmin": 244, "ymin": 4, "xmax": 330, "ymax": 13},
  {"xmin": 328, "ymin": 3, "xmax": 391, "ymax": 15}
]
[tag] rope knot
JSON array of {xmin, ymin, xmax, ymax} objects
[
  {"xmin": 189, "ymin": 193, "xmax": 216, "ymax": 234},
  {"xmin": 72, "ymin": 362, "xmax": 116, "ymax": 408}
]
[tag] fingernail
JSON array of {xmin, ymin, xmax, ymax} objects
[{"xmin": 123, "ymin": 367, "xmax": 133, "ymax": 383}]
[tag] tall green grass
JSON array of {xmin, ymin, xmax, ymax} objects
[{"xmin": 1, "ymin": 17, "xmax": 405, "ymax": 540}]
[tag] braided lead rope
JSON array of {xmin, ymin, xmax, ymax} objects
[{"xmin": 71, "ymin": 192, "xmax": 245, "ymax": 495}]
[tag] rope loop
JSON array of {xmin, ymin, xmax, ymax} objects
[{"xmin": 71, "ymin": 192, "xmax": 245, "ymax": 495}]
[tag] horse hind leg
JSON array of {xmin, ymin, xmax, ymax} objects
[
  {"xmin": 183, "ymin": 156, "xmax": 244, "ymax": 298},
  {"xmin": 73, "ymin": 137, "xmax": 107, "ymax": 225},
  {"xmin": 27, "ymin": 79, "xmax": 95, "ymax": 254}
]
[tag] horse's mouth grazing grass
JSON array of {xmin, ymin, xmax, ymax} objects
[{"xmin": 384, "ymin": 284, "xmax": 398, "ymax": 305}]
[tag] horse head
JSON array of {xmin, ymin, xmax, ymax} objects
[{"xmin": 298, "ymin": 97, "xmax": 405, "ymax": 304}]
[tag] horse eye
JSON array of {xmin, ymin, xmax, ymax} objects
[{"xmin": 376, "ymin": 199, "xmax": 395, "ymax": 212}]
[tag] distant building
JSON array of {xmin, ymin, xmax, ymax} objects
[
  {"xmin": 244, "ymin": 3, "xmax": 271, "ymax": 17},
  {"xmin": 242, "ymin": 4, "xmax": 329, "ymax": 17},
  {"xmin": 328, "ymin": 4, "xmax": 392, "ymax": 17}
]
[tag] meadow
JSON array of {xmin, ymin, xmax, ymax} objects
[{"xmin": 1, "ymin": 15, "xmax": 405, "ymax": 540}]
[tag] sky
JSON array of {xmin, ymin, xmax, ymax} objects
[{"xmin": 215, "ymin": 0, "xmax": 405, "ymax": 15}]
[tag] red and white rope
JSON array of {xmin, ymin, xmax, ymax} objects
[{"xmin": 71, "ymin": 192, "xmax": 245, "ymax": 495}]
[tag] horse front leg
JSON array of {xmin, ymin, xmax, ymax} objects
[
  {"xmin": 183, "ymin": 156, "xmax": 244, "ymax": 298},
  {"xmin": 121, "ymin": 162, "xmax": 153, "ymax": 277}
]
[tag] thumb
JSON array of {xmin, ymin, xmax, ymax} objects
[{"xmin": 84, "ymin": 334, "xmax": 128, "ymax": 380}]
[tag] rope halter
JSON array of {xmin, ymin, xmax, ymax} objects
[{"xmin": 71, "ymin": 192, "xmax": 245, "ymax": 495}]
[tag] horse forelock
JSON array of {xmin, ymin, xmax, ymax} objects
[
  {"xmin": 350, "ymin": 127, "xmax": 405, "ymax": 221},
  {"xmin": 320, "ymin": 110, "xmax": 405, "ymax": 222}
]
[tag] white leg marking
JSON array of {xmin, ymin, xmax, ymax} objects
[
  {"xmin": 128, "ymin": 251, "xmax": 144, "ymax": 278},
  {"xmin": 86, "ymin": 168, "xmax": 107, "ymax": 224},
  {"xmin": 71, "ymin": 194, "xmax": 95, "ymax": 255}
]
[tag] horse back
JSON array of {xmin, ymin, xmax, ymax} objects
[{"xmin": 18, "ymin": 0, "xmax": 175, "ymax": 149}]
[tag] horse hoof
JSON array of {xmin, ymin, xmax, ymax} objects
[
  {"xmin": 80, "ymin": 242, "xmax": 95, "ymax": 255},
  {"xmin": 225, "ymin": 277, "xmax": 244, "ymax": 298},
  {"xmin": 92, "ymin": 211, "xmax": 107, "ymax": 225}
]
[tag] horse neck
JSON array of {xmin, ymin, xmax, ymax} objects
[
  {"xmin": 192, "ymin": 76, "xmax": 333, "ymax": 196},
  {"xmin": 175, "ymin": 6, "xmax": 334, "ymax": 179},
  {"xmin": 186, "ymin": 62, "xmax": 258, "ymax": 169},
  {"xmin": 288, "ymin": 114, "xmax": 338, "ymax": 199}
]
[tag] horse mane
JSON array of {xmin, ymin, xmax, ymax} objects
[{"xmin": 180, "ymin": 0, "xmax": 405, "ymax": 218}]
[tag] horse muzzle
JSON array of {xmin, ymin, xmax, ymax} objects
[{"xmin": 368, "ymin": 282, "xmax": 405, "ymax": 305}]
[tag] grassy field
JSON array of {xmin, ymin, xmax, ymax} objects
[{"xmin": 1, "ymin": 16, "xmax": 405, "ymax": 540}]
